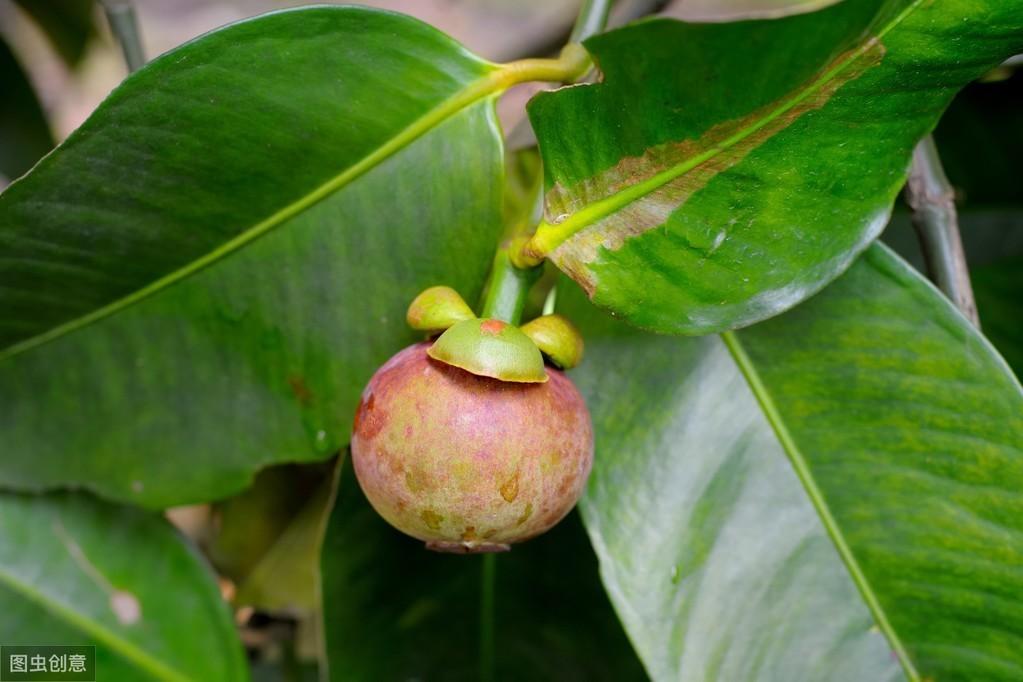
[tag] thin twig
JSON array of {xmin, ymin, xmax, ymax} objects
[
  {"xmin": 100, "ymin": 0, "xmax": 146, "ymax": 73},
  {"xmin": 905, "ymin": 135, "xmax": 980, "ymax": 327}
]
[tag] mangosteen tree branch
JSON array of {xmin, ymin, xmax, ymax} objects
[{"xmin": 905, "ymin": 134, "xmax": 980, "ymax": 327}]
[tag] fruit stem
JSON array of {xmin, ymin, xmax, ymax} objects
[
  {"xmin": 479, "ymin": 553, "xmax": 497, "ymax": 682},
  {"xmin": 480, "ymin": 241, "xmax": 542, "ymax": 324}
]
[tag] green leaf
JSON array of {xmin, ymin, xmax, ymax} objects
[
  {"xmin": 727, "ymin": 244, "xmax": 1023, "ymax": 680},
  {"xmin": 563, "ymin": 242, "xmax": 1023, "ymax": 680},
  {"xmin": 560, "ymin": 283, "xmax": 902, "ymax": 681},
  {"xmin": 527, "ymin": 0, "xmax": 1023, "ymax": 334},
  {"xmin": 320, "ymin": 458, "xmax": 645, "ymax": 681},
  {"xmin": 0, "ymin": 7, "xmax": 505, "ymax": 507},
  {"xmin": 0, "ymin": 491, "xmax": 247, "ymax": 681},
  {"xmin": 0, "ymin": 36, "xmax": 54, "ymax": 181}
]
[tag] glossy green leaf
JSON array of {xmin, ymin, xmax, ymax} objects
[
  {"xmin": 320, "ymin": 458, "xmax": 645, "ymax": 682},
  {"xmin": 563, "ymin": 242, "xmax": 1023, "ymax": 680},
  {"xmin": 727, "ymin": 244, "xmax": 1023, "ymax": 680},
  {"xmin": 0, "ymin": 36, "xmax": 54, "ymax": 182},
  {"xmin": 560, "ymin": 283, "xmax": 901, "ymax": 682},
  {"xmin": 527, "ymin": 0, "xmax": 1023, "ymax": 334},
  {"xmin": 0, "ymin": 491, "xmax": 247, "ymax": 681},
  {"xmin": 0, "ymin": 7, "xmax": 504, "ymax": 507}
]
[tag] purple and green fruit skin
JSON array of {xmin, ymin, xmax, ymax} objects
[{"xmin": 351, "ymin": 342, "xmax": 593, "ymax": 552}]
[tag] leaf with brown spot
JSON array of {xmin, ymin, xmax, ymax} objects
[
  {"xmin": 527, "ymin": 0, "xmax": 1023, "ymax": 334},
  {"xmin": 0, "ymin": 491, "xmax": 246, "ymax": 680},
  {"xmin": 287, "ymin": 376, "xmax": 315, "ymax": 407}
]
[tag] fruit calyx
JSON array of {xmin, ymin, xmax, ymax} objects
[
  {"xmin": 405, "ymin": 285, "xmax": 585, "ymax": 383},
  {"xmin": 428, "ymin": 317, "xmax": 548, "ymax": 383}
]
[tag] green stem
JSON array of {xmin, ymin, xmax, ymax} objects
[
  {"xmin": 905, "ymin": 135, "xmax": 979, "ymax": 327},
  {"xmin": 493, "ymin": 44, "xmax": 591, "ymax": 88},
  {"xmin": 480, "ymin": 242, "xmax": 541, "ymax": 324},
  {"xmin": 569, "ymin": 0, "xmax": 614, "ymax": 43},
  {"xmin": 100, "ymin": 0, "xmax": 146, "ymax": 73},
  {"xmin": 479, "ymin": 553, "xmax": 497, "ymax": 682}
]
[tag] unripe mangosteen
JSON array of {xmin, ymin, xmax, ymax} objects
[{"xmin": 351, "ymin": 341, "xmax": 593, "ymax": 553}]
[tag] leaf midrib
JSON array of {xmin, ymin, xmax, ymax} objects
[
  {"xmin": 529, "ymin": 0, "xmax": 924, "ymax": 258},
  {"xmin": 721, "ymin": 330, "xmax": 921, "ymax": 682}
]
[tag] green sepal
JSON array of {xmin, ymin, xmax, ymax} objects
[
  {"xmin": 428, "ymin": 318, "xmax": 548, "ymax": 383},
  {"xmin": 406, "ymin": 285, "xmax": 476, "ymax": 333},
  {"xmin": 520, "ymin": 314, "xmax": 584, "ymax": 369}
]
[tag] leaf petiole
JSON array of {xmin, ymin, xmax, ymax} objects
[{"xmin": 490, "ymin": 43, "xmax": 592, "ymax": 91}]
